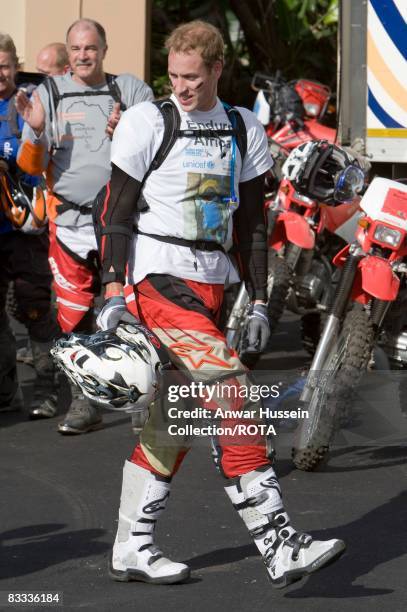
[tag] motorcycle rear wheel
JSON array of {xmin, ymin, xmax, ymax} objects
[{"xmin": 292, "ymin": 306, "xmax": 374, "ymax": 471}]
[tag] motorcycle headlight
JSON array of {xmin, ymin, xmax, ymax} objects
[
  {"xmin": 304, "ymin": 102, "xmax": 319, "ymax": 117},
  {"xmin": 333, "ymin": 165, "xmax": 365, "ymax": 202},
  {"xmin": 373, "ymin": 224, "xmax": 402, "ymax": 248}
]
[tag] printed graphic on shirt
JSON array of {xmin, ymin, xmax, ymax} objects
[
  {"xmin": 182, "ymin": 117, "xmax": 233, "ymax": 174},
  {"xmin": 59, "ymin": 101, "xmax": 110, "ymax": 153},
  {"xmin": 182, "ymin": 173, "xmax": 231, "ymax": 242}
]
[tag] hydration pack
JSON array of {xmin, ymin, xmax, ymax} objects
[{"xmin": 44, "ymin": 73, "xmax": 126, "ymax": 114}]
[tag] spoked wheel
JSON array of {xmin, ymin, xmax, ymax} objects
[{"xmin": 292, "ymin": 307, "xmax": 374, "ymax": 471}]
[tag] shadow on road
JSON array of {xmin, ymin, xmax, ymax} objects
[
  {"xmin": 185, "ymin": 543, "xmax": 257, "ymax": 571},
  {"xmin": 0, "ymin": 523, "xmax": 109, "ymax": 580},
  {"xmin": 284, "ymin": 490, "xmax": 407, "ymax": 599}
]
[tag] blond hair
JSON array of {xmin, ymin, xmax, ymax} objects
[
  {"xmin": 165, "ymin": 20, "xmax": 224, "ymax": 67},
  {"xmin": 0, "ymin": 32, "xmax": 19, "ymax": 66}
]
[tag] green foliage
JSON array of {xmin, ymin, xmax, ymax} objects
[{"xmin": 150, "ymin": 0, "xmax": 339, "ymax": 104}]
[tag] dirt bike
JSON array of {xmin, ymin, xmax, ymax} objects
[
  {"xmin": 267, "ymin": 178, "xmax": 362, "ymax": 351},
  {"xmin": 223, "ymin": 74, "xmax": 338, "ymax": 363},
  {"xmin": 224, "ymin": 178, "xmax": 360, "ymax": 363},
  {"xmin": 292, "ymin": 177, "xmax": 407, "ymax": 471},
  {"xmin": 252, "ymin": 72, "xmax": 336, "ymax": 180}
]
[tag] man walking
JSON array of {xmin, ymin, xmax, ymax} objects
[{"xmin": 95, "ymin": 20, "xmax": 346, "ymax": 587}]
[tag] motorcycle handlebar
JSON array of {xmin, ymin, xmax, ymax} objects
[{"xmin": 251, "ymin": 71, "xmax": 286, "ymax": 92}]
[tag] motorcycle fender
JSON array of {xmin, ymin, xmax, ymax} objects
[
  {"xmin": 268, "ymin": 217, "xmax": 287, "ymax": 251},
  {"xmin": 332, "ymin": 244, "xmax": 351, "ymax": 267},
  {"xmin": 359, "ymin": 256, "xmax": 400, "ymax": 301},
  {"xmin": 319, "ymin": 201, "xmax": 360, "ymax": 235},
  {"xmin": 304, "ymin": 119, "xmax": 337, "ymax": 143},
  {"xmin": 278, "ymin": 211, "xmax": 315, "ymax": 248}
]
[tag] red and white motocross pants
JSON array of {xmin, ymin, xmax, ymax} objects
[
  {"xmin": 48, "ymin": 222, "xmax": 100, "ymax": 333},
  {"xmin": 125, "ymin": 274, "xmax": 272, "ymax": 479}
]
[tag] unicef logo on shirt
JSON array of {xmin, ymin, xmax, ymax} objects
[{"xmin": 3, "ymin": 141, "xmax": 13, "ymax": 159}]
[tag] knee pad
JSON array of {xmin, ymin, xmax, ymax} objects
[
  {"xmin": 14, "ymin": 278, "xmax": 52, "ymax": 322},
  {"xmin": 13, "ymin": 279, "xmax": 58, "ymax": 341}
]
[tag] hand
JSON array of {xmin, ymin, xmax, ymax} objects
[
  {"xmin": 15, "ymin": 89, "xmax": 46, "ymax": 136},
  {"xmin": 106, "ymin": 102, "xmax": 121, "ymax": 139},
  {"xmin": 246, "ymin": 303, "xmax": 270, "ymax": 353},
  {"xmin": 96, "ymin": 296, "xmax": 128, "ymax": 331}
]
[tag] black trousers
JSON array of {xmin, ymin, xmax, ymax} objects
[{"xmin": 0, "ymin": 230, "xmax": 59, "ymax": 405}]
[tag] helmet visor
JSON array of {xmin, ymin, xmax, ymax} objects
[{"xmin": 333, "ymin": 165, "xmax": 365, "ymax": 202}]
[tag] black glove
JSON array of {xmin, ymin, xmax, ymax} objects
[
  {"xmin": 246, "ymin": 303, "xmax": 270, "ymax": 353},
  {"xmin": 96, "ymin": 296, "xmax": 128, "ymax": 331}
]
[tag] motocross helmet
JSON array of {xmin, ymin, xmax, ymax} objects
[
  {"xmin": 51, "ymin": 322, "xmax": 171, "ymax": 412},
  {"xmin": 0, "ymin": 170, "xmax": 46, "ymax": 230},
  {"xmin": 282, "ymin": 140, "xmax": 365, "ymax": 203}
]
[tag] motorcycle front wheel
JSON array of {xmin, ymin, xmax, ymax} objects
[
  {"xmin": 292, "ymin": 306, "xmax": 374, "ymax": 471},
  {"xmin": 267, "ymin": 251, "xmax": 291, "ymax": 333}
]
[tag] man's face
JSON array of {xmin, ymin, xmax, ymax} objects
[
  {"xmin": 67, "ymin": 25, "xmax": 106, "ymax": 85},
  {"xmin": 37, "ymin": 49, "xmax": 67, "ymax": 76},
  {"xmin": 168, "ymin": 49, "xmax": 222, "ymax": 112},
  {"xmin": 0, "ymin": 51, "xmax": 17, "ymax": 98}
]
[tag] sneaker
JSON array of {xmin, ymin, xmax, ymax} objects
[
  {"xmin": 29, "ymin": 376, "xmax": 58, "ymax": 419},
  {"xmin": 16, "ymin": 344, "xmax": 34, "ymax": 367},
  {"xmin": 58, "ymin": 392, "xmax": 103, "ymax": 434}
]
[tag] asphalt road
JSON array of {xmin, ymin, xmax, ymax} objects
[{"xmin": 2, "ymin": 313, "xmax": 407, "ymax": 612}]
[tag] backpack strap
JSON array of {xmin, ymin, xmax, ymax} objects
[
  {"xmin": 44, "ymin": 73, "xmax": 125, "ymax": 112},
  {"xmin": 140, "ymin": 98, "xmax": 181, "ymax": 188},
  {"xmin": 223, "ymin": 104, "xmax": 247, "ymax": 161},
  {"xmin": 44, "ymin": 76, "xmax": 60, "ymax": 119},
  {"xmin": 134, "ymin": 98, "xmax": 180, "ymax": 211},
  {"xmin": 106, "ymin": 73, "xmax": 126, "ymax": 111}
]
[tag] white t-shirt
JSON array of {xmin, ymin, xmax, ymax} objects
[{"xmin": 111, "ymin": 95, "xmax": 272, "ymax": 285}]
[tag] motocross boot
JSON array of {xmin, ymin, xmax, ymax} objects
[
  {"xmin": 224, "ymin": 465, "xmax": 345, "ymax": 588},
  {"xmin": 29, "ymin": 340, "xmax": 59, "ymax": 419},
  {"xmin": 110, "ymin": 460, "xmax": 190, "ymax": 584}
]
